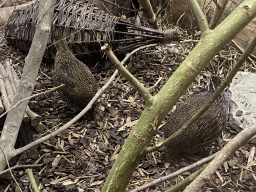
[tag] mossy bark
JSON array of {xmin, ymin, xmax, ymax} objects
[{"xmin": 102, "ymin": 0, "xmax": 256, "ymax": 191}]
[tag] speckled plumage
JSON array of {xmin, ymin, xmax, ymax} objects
[
  {"xmin": 163, "ymin": 76, "xmax": 227, "ymax": 156},
  {"xmin": 53, "ymin": 37, "xmax": 98, "ymax": 111}
]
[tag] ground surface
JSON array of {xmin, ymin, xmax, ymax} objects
[{"xmin": 1, "ymin": 19, "xmax": 256, "ymax": 192}]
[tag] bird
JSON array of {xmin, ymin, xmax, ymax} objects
[
  {"xmin": 53, "ymin": 36, "xmax": 98, "ymax": 112},
  {"xmin": 163, "ymin": 75, "xmax": 228, "ymax": 158}
]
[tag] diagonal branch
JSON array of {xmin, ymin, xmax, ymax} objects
[
  {"xmin": 101, "ymin": 1, "xmax": 256, "ymax": 191},
  {"xmin": 189, "ymin": 0, "xmax": 209, "ymax": 33},
  {"xmin": 209, "ymin": 0, "xmax": 229, "ymax": 29},
  {"xmin": 165, "ymin": 164, "xmax": 207, "ymax": 192},
  {"xmin": 102, "ymin": 43, "xmax": 154, "ymax": 106}
]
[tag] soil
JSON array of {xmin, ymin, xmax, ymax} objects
[{"xmin": 0, "ymin": 19, "xmax": 256, "ymax": 192}]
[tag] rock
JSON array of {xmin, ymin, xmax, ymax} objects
[{"xmin": 228, "ymin": 72, "xmax": 256, "ymax": 131}]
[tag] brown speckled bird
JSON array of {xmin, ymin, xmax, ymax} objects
[
  {"xmin": 53, "ymin": 36, "xmax": 98, "ymax": 112},
  {"xmin": 163, "ymin": 75, "xmax": 228, "ymax": 157}
]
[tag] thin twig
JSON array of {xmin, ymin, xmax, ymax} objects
[
  {"xmin": 156, "ymin": 0, "xmax": 168, "ymax": 17},
  {"xmin": 26, "ymin": 169, "xmax": 40, "ymax": 192},
  {"xmin": 129, "ymin": 153, "xmax": 217, "ymax": 192},
  {"xmin": 121, "ymin": 44, "xmax": 158, "ymax": 65},
  {"xmin": 0, "ymin": 146, "xmax": 22, "ymax": 192},
  {"xmin": 231, "ymin": 40, "xmax": 256, "ymax": 68},
  {"xmin": 0, "ymin": 84, "xmax": 64, "ymax": 119},
  {"xmin": 0, "ymin": 163, "xmax": 43, "ymax": 176}
]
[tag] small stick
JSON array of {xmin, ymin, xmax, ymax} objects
[
  {"xmin": 0, "ymin": 74, "xmax": 10, "ymax": 110},
  {"xmin": 5, "ymin": 59, "xmax": 16, "ymax": 93},
  {"xmin": 11, "ymin": 65, "xmax": 20, "ymax": 86},
  {"xmin": 0, "ymin": 62, "xmax": 14, "ymax": 101},
  {"xmin": 35, "ymin": 122, "xmax": 44, "ymax": 133},
  {"xmin": 26, "ymin": 107, "xmax": 42, "ymax": 127}
]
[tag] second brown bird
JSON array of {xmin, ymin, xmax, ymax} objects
[{"xmin": 163, "ymin": 76, "xmax": 228, "ymax": 157}]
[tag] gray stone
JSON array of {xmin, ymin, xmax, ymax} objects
[{"xmin": 228, "ymin": 72, "xmax": 256, "ymax": 131}]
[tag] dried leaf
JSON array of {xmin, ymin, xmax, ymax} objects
[
  {"xmin": 110, "ymin": 153, "xmax": 118, "ymax": 161},
  {"xmin": 126, "ymin": 116, "xmax": 131, "ymax": 124},
  {"xmin": 51, "ymin": 154, "xmax": 61, "ymax": 168},
  {"xmin": 247, "ymin": 146, "xmax": 255, "ymax": 168},
  {"xmin": 215, "ymin": 171, "xmax": 224, "ymax": 183},
  {"xmin": 68, "ymin": 133, "xmax": 73, "ymax": 145},
  {"xmin": 50, "ymin": 176, "xmax": 69, "ymax": 184},
  {"xmin": 90, "ymin": 180, "xmax": 104, "ymax": 186}
]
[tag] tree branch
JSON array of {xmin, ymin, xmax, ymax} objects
[
  {"xmin": 99, "ymin": 0, "xmax": 140, "ymax": 12},
  {"xmin": 189, "ymin": 0, "xmax": 209, "ymax": 33},
  {"xmin": 209, "ymin": 0, "xmax": 229, "ymax": 29},
  {"xmin": 138, "ymin": 0, "xmax": 158, "ymax": 29},
  {"xmin": 26, "ymin": 169, "xmax": 40, "ymax": 192},
  {"xmin": 165, "ymin": 164, "xmax": 207, "ymax": 192},
  {"xmin": 102, "ymin": 43, "xmax": 154, "ymax": 106},
  {"xmin": 0, "ymin": 163, "xmax": 43, "ymax": 176}
]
